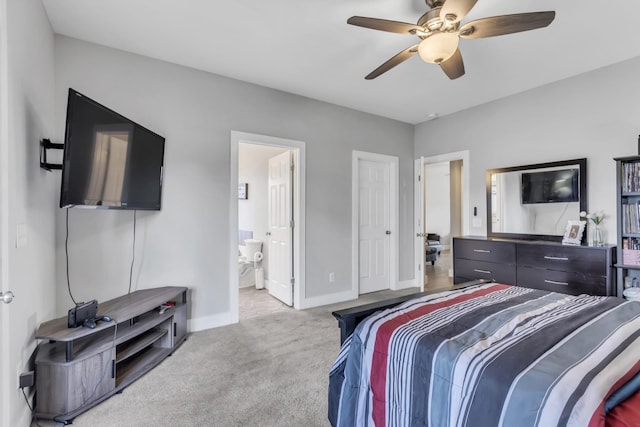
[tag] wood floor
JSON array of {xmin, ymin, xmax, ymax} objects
[{"xmin": 425, "ymin": 249, "xmax": 454, "ymax": 291}]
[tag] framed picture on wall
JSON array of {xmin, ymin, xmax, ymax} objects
[
  {"xmin": 238, "ymin": 183, "xmax": 248, "ymax": 200},
  {"xmin": 562, "ymin": 220, "xmax": 585, "ymax": 245}
]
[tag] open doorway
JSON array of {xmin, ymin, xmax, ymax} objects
[
  {"xmin": 415, "ymin": 151, "xmax": 469, "ymax": 291},
  {"xmin": 230, "ymin": 131, "xmax": 306, "ymax": 323},
  {"xmin": 423, "ymin": 160, "xmax": 462, "ymax": 290},
  {"xmin": 238, "ymin": 143, "xmax": 291, "ymax": 319}
]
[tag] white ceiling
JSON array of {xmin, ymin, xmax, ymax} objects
[{"xmin": 40, "ymin": 0, "xmax": 640, "ymax": 124}]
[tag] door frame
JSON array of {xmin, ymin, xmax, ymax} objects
[
  {"xmin": 414, "ymin": 150, "xmax": 470, "ymax": 289},
  {"xmin": 352, "ymin": 151, "xmax": 399, "ymax": 295},
  {"xmin": 0, "ymin": 0, "xmax": 10, "ymax": 422},
  {"xmin": 230, "ymin": 131, "xmax": 305, "ymax": 320}
]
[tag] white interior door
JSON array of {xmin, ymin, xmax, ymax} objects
[
  {"xmin": 268, "ymin": 151, "xmax": 293, "ymax": 306},
  {"xmin": 359, "ymin": 159, "xmax": 390, "ymax": 294},
  {"xmin": 415, "ymin": 157, "xmax": 425, "ymax": 291}
]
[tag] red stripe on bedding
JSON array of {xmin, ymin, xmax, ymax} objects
[
  {"xmin": 370, "ymin": 284, "xmax": 511, "ymax": 426},
  {"xmin": 589, "ymin": 359, "xmax": 640, "ymax": 427},
  {"xmin": 606, "ymin": 388, "xmax": 640, "ymax": 427}
]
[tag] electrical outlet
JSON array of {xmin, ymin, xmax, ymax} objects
[
  {"xmin": 19, "ymin": 371, "xmax": 34, "ymax": 388},
  {"xmin": 329, "ymin": 272, "xmax": 335, "ymax": 282}
]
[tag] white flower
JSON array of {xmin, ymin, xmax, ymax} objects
[{"xmin": 581, "ymin": 210, "xmax": 605, "ymax": 225}]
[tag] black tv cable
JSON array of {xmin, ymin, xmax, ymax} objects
[{"xmin": 65, "ymin": 208, "xmax": 78, "ymax": 305}]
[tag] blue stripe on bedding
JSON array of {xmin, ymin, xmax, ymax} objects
[{"xmin": 606, "ymin": 370, "xmax": 640, "ymax": 414}]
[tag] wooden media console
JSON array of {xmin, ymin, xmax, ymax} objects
[{"xmin": 34, "ymin": 286, "xmax": 188, "ymax": 423}]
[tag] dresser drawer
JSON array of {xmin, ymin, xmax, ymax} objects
[
  {"xmin": 517, "ymin": 244, "xmax": 607, "ymax": 276},
  {"xmin": 454, "ymin": 238, "xmax": 516, "ymax": 264},
  {"xmin": 455, "ymin": 258, "xmax": 517, "ymax": 285},
  {"xmin": 517, "ymin": 266, "xmax": 607, "ymax": 296}
]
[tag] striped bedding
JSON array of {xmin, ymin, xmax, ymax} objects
[{"xmin": 328, "ymin": 283, "xmax": 640, "ymax": 427}]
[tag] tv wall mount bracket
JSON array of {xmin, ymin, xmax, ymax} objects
[{"xmin": 39, "ymin": 138, "xmax": 63, "ymax": 171}]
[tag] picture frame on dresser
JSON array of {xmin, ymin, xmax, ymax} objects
[{"xmin": 562, "ymin": 220, "xmax": 586, "ymax": 245}]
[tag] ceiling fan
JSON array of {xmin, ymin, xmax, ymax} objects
[{"xmin": 348, "ymin": 0, "xmax": 555, "ymax": 80}]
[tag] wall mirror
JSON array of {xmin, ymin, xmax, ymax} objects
[{"xmin": 486, "ymin": 158, "xmax": 587, "ymax": 242}]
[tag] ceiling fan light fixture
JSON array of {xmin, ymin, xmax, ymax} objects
[{"xmin": 418, "ymin": 32, "xmax": 459, "ymax": 64}]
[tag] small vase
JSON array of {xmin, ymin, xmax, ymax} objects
[{"xmin": 592, "ymin": 225, "xmax": 603, "ymax": 246}]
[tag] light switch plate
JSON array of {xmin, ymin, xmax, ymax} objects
[{"xmin": 472, "ymin": 218, "xmax": 482, "ymax": 228}]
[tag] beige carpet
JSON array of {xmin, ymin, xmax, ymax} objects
[{"xmin": 34, "ymin": 287, "xmax": 420, "ymax": 427}]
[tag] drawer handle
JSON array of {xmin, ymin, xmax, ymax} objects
[
  {"xmin": 544, "ymin": 279, "xmax": 569, "ymax": 286},
  {"xmin": 474, "ymin": 269, "xmax": 491, "ymax": 274},
  {"xmin": 543, "ymin": 256, "xmax": 569, "ymax": 261},
  {"xmin": 473, "ymin": 249, "xmax": 491, "ymax": 253}
]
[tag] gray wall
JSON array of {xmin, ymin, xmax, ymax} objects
[
  {"xmin": 53, "ymin": 36, "xmax": 415, "ymax": 330},
  {"xmin": 2, "ymin": 0, "xmax": 57, "ymax": 424},
  {"xmin": 415, "ymin": 56, "xmax": 640, "ymax": 244}
]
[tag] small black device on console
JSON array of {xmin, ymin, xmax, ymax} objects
[{"xmin": 67, "ymin": 300, "xmax": 98, "ymax": 328}]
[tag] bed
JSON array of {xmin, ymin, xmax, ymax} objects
[{"xmin": 329, "ymin": 281, "xmax": 640, "ymax": 427}]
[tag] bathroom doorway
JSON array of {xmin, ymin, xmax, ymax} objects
[
  {"xmin": 238, "ymin": 143, "xmax": 289, "ymax": 318},
  {"xmin": 230, "ymin": 131, "xmax": 306, "ymax": 323}
]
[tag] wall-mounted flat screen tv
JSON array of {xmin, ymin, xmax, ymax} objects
[
  {"xmin": 521, "ymin": 168, "xmax": 579, "ymax": 204},
  {"xmin": 60, "ymin": 89, "xmax": 165, "ymax": 210}
]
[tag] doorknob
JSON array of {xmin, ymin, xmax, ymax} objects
[
  {"xmin": 0, "ymin": 291, "xmax": 14, "ymax": 304},
  {"xmin": 386, "ymin": 230, "xmax": 391, "ymax": 235}
]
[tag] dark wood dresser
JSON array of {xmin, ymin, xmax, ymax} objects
[{"xmin": 453, "ymin": 236, "xmax": 616, "ymax": 296}]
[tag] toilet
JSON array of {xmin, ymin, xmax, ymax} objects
[
  {"xmin": 244, "ymin": 239, "xmax": 263, "ymax": 264},
  {"xmin": 244, "ymin": 239, "xmax": 265, "ymax": 289}
]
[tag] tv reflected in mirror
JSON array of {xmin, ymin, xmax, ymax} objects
[
  {"xmin": 521, "ymin": 168, "xmax": 579, "ymax": 204},
  {"xmin": 486, "ymin": 158, "xmax": 587, "ymax": 242}
]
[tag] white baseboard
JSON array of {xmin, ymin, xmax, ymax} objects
[
  {"xmin": 189, "ymin": 311, "xmax": 237, "ymax": 332},
  {"xmin": 393, "ymin": 279, "xmax": 416, "ymax": 290},
  {"xmin": 299, "ymin": 289, "xmax": 358, "ymax": 309}
]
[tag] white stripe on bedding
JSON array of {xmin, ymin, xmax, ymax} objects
[{"xmin": 536, "ymin": 309, "xmax": 640, "ymax": 426}]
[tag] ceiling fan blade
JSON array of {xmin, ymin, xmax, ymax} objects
[
  {"xmin": 439, "ymin": 49, "xmax": 465, "ymax": 80},
  {"xmin": 347, "ymin": 16, "xmax": 422, "ymax": 35},
  {"xmin": 459, "ymin": 11, "xmax": 555, "ymax": 39},
  {"xmin": 440, "ymin": 0, "xmax": 478, "ymax": 24},
  {"xmin": 365, "ymin": 44, "xmax": 419, "ymax": 80}
]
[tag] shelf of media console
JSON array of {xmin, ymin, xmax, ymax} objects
[{"xmin": 37, "ymin": 305, "xmax": 178, "ymax": 363}]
